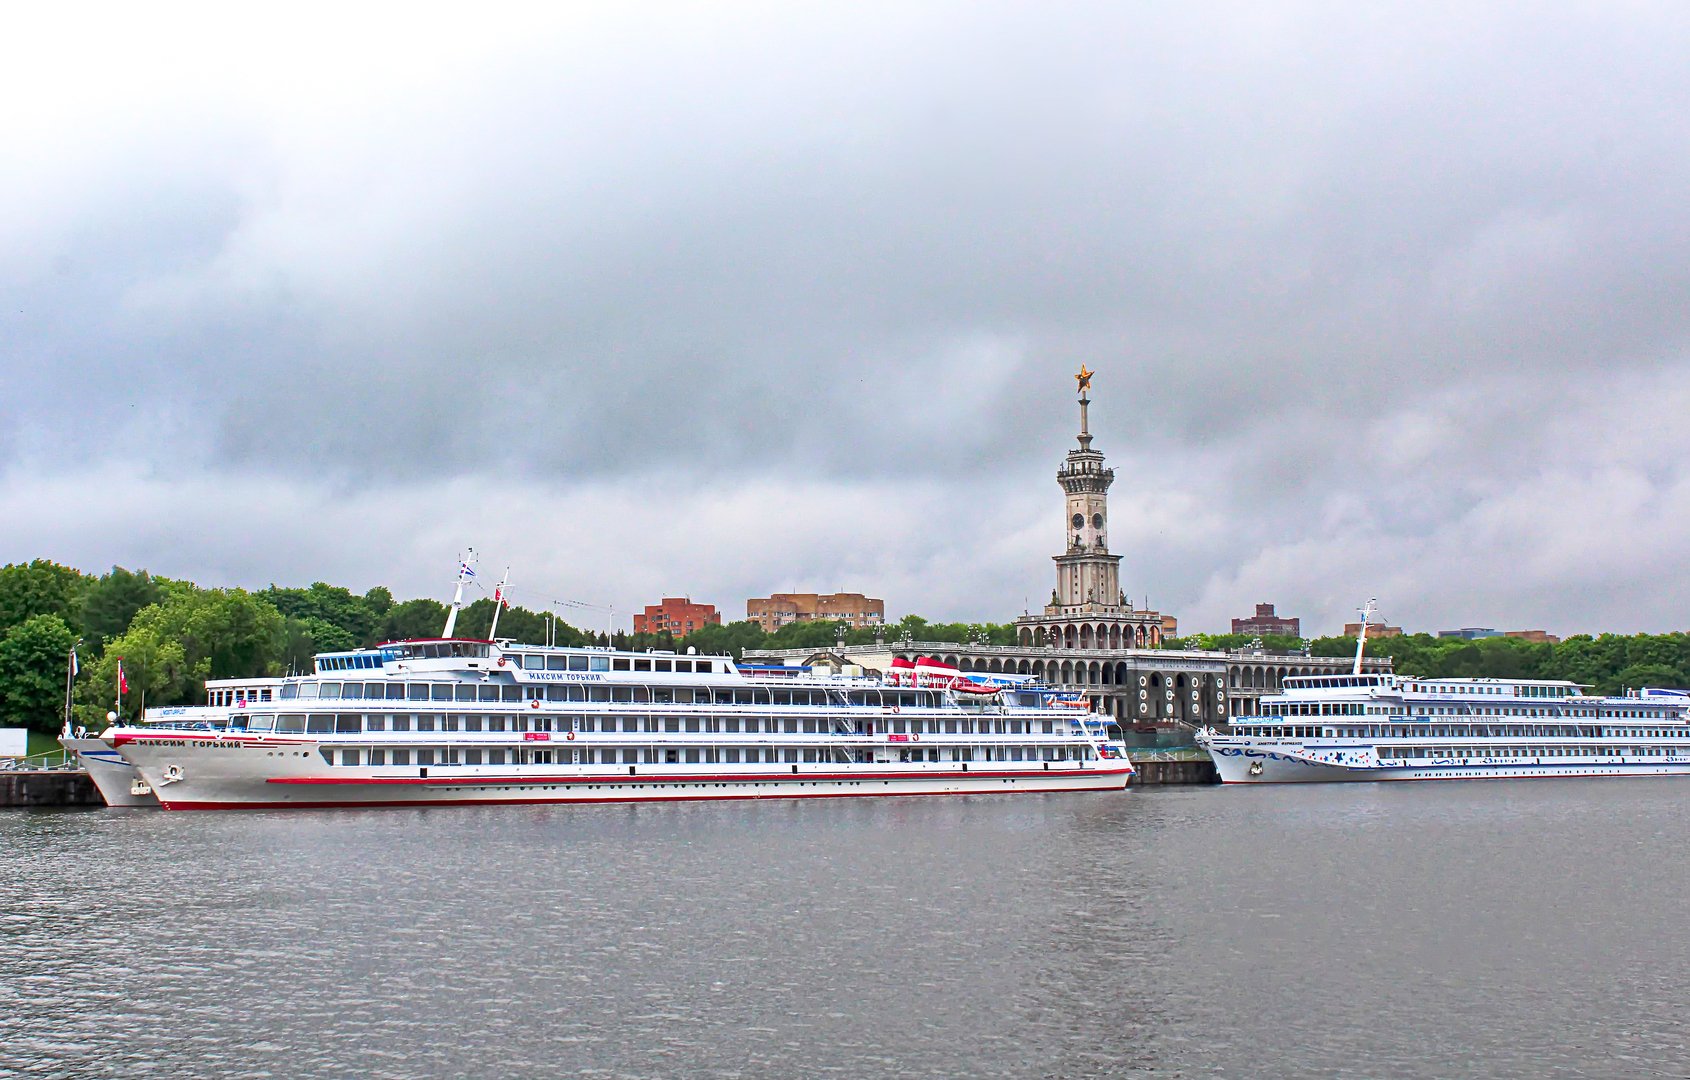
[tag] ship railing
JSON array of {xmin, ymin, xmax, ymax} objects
[{"xmin": 4, "ymin": 747, "xmax": 78, "ymax": 771}]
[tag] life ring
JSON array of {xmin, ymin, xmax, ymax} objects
[
  {"xmin": 911, "ymin": 733, "xmax": 920, "ymax": 742},
  {"xmin": 565, "ymin": 731, "xmax": 576, "ymax": 741},
  {"xmin": 529, "ymin": 700, "xmax": 540, "ymax": 709},
  {"xmin": 498, "ymin": 657, "xmax": 507, "ymax": 667}
]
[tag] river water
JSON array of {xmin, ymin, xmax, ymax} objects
[{"xmin": 3, "ymin": 781, "xmax": 1686, "ymax": 1078}]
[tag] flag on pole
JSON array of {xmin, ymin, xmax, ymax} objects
[
  {"xmin": 70, "ymin": 648, "xmax": 79, "ymax": 677},
  {"xmin": 460, "ymin": 562, "xmax": 477, "ymax": 578},
  {"xmin": 493, "ymin": 586, "xmax": 509, "ymax": 609},
  {"xmin": 116, "ymin": 658, "xmax": 128, "ymax": 695}
]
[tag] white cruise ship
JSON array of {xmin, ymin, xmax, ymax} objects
[
  {"xmin": 101, "ymin": 639, "xmax": 1132, "ymax": 810},
  {"xmin": 1197, "ymin": 677, "xmax": 1690, "ymax": 784}
]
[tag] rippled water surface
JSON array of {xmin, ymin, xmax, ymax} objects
[{"xmin": 4, "ymin": 782, "xmax": 1688, "ymax": 1078}]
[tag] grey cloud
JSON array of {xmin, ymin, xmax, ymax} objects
[{"xmin": 6, "ymin": 3, "xmax": 1690, "ymax": 631}]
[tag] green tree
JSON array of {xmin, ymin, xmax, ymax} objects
[
  {"xmin": 0, "ymin": 614, "xmax": 79, "ymax": 734},
  {"xmin": 81, "ymin": 589, "xmax": 284, "ymax": 715},
  {"xmin": 260, "ymin": 582, "xmax": 380, "ymax": 646},
  {"xmin": 363, "ymin": 586, "xmax": 394, "ymax": 619},
  {"xmin": 0, "ymin": 559, "xmax": 86, "ymax": 636},
  {"xmin": 380, "ymin": 598, "xmax": 449, "ymax": 642},
  {"xmin": 678, "ymin": 620, "xmax": 770, "ymax": 660},
  {"xmin": 1610, "ymin": 663, "xmax": 1684, "ymax": 695},
  {"xmin": 80, "ymin": 565, "xmax": 164, "ymax": 650},
  {"xmin": 281, "ymin": 617, "xmax": 359, "ymax": 672}
]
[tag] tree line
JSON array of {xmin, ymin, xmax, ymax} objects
[
  {"xmin": 1168, "ymin": 630, "xmax": 1690, "ymax": 697},
  {"xmin": 1, "ymin": 557, "xmax": 1684, "ymax": 734}
]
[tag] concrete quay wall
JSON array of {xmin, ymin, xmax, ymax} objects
[
  {"xmin": 2, "ymin": 763, "xmax": 1215, "ymax": 806},
  {"xmin": 1129, "ymin": 758, "xmax": 1218, "ymax": 786},
  {"xmin": 0, "ymin": 770, "xmax": 102, "ymax": 807}
]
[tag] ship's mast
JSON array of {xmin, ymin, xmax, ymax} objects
[
  {"xmin": 1352, "ymin": 597, "xmax": 1377, "ymax": 676},
  {"xmin": 442, "ymin": 549, "xmax": 477, "ymax": 637},
  {"xmin": 488, "ymin": 567, "xmax": 511, "ymax": 641}
]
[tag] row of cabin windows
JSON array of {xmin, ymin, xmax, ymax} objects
[
  {"xmin": 1403, "ymin": 684, "xmax": 1576, "ymax": 698},
  {"xmin": 323, "ymin": 745, "xmax": 1088, "ymax": 767},
  {"xmin": 1252, "ymin": 723, "xmax": 1687, "ymax": 740},
  {"xmin": 513, "ymin": 654, "xmax": 716, "ymax": 674},
  {"xmin": 237, "ymin": 713, "xmax": 1046, "ymax": 736},
  {"xmin": 277, "ymin": 682, "xmax": 940, "ymax": 708},
  {"xmin": 208, "ymin": 689, "xmax": 274, "ymax": 706},
  {"xmin": 1382, "ymin": 745, "xmax": 1686, "ymax": 759},
  {"xmin": 1403, "ymin": 706, "xmax": 1669, "ymax": 719},
  {"xmin": 317, "ymin": 655, "xmax": 385, "ymax": 671}
]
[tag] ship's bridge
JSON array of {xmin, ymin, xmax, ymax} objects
[{"xmin": 1280, "ymin": 674, "xmax": 1397, "ymax": 694}]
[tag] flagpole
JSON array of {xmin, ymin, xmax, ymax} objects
[
  {"xmin": 62, "ymin": 640, "xmax": 80, "ymax": 738},
  {"xmin": 489, "ymin": 567, "xmax": 511, "ymax": 641}
]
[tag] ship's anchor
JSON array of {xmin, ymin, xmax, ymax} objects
[
  {"xmin": 1248, "ymin": 761, "xmax": 1264, "ymax": 777},
  {"xmin": 160, "ymin": 763, "xmax": 185, "ymax": 786}
]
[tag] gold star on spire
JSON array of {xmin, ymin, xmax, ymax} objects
[{"xmin": 1075, "ymin": 366, "xmax": 1093, "ymax": 393}]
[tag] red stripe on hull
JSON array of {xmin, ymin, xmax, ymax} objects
[
  {"xmin": 264, "ymin": 766, "xmax": 1133, "ymax": 787},
  {"xmin": 158, "ymin": 782, "xmax": 1128, "ymax": 811}
]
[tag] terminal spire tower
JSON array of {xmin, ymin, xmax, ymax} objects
[{"xmin": 1055, "ymin": 366, "xmax": 1122, "ymax": 611}]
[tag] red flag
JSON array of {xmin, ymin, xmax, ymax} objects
[
  {"xmin": 116, "ymin": 658, "xmax": 129, "ymax": 695},
  {"xmin": 494, "ymin": 587, "xmax": 509, "ymax": 609}
]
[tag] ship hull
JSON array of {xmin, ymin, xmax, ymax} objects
[
  {"xmin": 116, "ymin": 737, "xmax": 1132, "ymax": 810},
  {"xmin": 59, "ymin": 737, "xmax": 157, "ymax": 807},
  {"xmin": 1205, "ymin": 741, "xmax": 1690, "ymax": 784}
]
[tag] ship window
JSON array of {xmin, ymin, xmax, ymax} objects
[
  {"xmin": 431, "ymin": 684, "xmax": 452, "ymax": 702},
  {"xmin": 654, "ymin": 660, "xmax": 671, "ymax": 673},
  {"xmin": 335, "ymin": 715, "xmax": 360, "ymax": 733},
  {"xmin": 634, "ymin": 659, "xmax": 651, "ymax": 672},
  {"xmin": 407, "ymin": 683, "xmax": 428, "ymax": 700},
  {"xmin": 416, "ymin": 716, "xmax": 435, "ymax": 732},
  {"xmin": 568, "ymin": 656, "xmax": 588, "ymax": 671},
  {"xmin": 547, "ymin": 655, "xmax": 567, "ymax": 670},
  {"xmin": 318, "ymin": 682, "xmax": 341, "ymax": 699},
  {"xmin": 366, "ymin": 715, "xmax": 386, "ymax": 732},
  {"xmin": 465, "ymin": 749, "xmax": 482, "ymax": 765},
  {"xmin": 247, "ymin": 714, "xmax": 275, "ymax": 732},
  {"xmin": 455, "ymin": 685, "xmax": 476, "ymax": 702},
  {"xmin": 276, "ymin": 714, "xmax": 307, "ymax": 734},
  {"xmin": 613, "ymin": 658, "xmax": 631, "ymax": 671},
  {"xmin": 501, "ymin": 686, "xmax": 521, "ymax": 702},
  {"xmin": 341, "ymin": 683, "xmax": 363, "ymax": 700},
  {"xmin": 392, "ymin": 715, "xmax": 411, "ymax": 731},
  {"xmin": 591, "ymin": 657, "xmax": 610, "ymax": 672},
  {"xmin": 522, "ymin": 654, "xmax": 543, "ymax": 670}
]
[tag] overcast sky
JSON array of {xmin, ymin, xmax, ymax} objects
[{"xmin": 4, "ymin": 2, "xmax": 1688, "ymax": 637}]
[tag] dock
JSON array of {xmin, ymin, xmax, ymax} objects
[{"xmin": 0, "ymin": 770, "xmax": 102, "ymax": 807}]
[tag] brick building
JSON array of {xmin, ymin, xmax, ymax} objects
[
  {"xmin": 1232, "ymin": 603, "xmax": 1299, "ymax": 638},
  {"xmin": 746, "ymin": 593, "xmax": 885, "ymax": 633},
  {"xmin": 633, "ymin": 597, "xmax": 721, "ymax": 636},
  {"xmin": 1343, "ymin": 621, "xmax": 1404, "ymax": 639}
]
